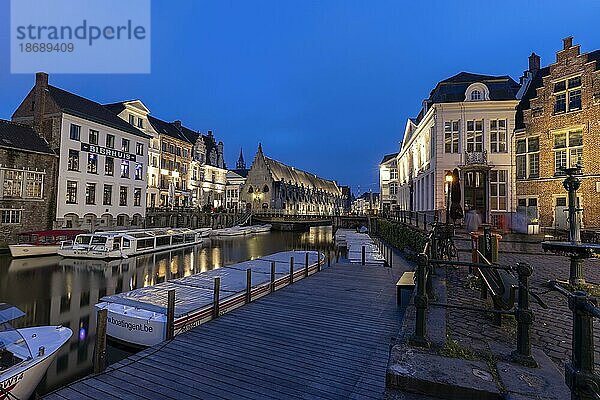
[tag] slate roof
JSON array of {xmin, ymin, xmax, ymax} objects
[
  {"xmin": 357, "ymin": 192, "xmax": 380, "ymax": 201},
  {"xmin": 147, "ymin": 116, "xmax": 192, "ymax": 143},
  {"xmin": 45, "ymin": 86, "xmax": 150, "ymax": 139},
  {"xmin": 231, "ymin": 168, "xmax": 249, "ymax": 178},
  {"xmin": 414, "ymin": 72, "xmax": 520, "ymax": 124},
  {"xmin": 0, "ymin": 119, "xmax": 55, "ymax": 155},
  {"xmin": 264, "ymin": 156, "xmax": 340, "ymax": 194},
  {"xmin": 380, "ymin": 153, "xmax": 398, "ymax": 164}
]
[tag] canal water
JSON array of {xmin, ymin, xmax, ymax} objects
[{"xmin": 0, "ymin": 226, "xmax": 333, "ymax": 396}]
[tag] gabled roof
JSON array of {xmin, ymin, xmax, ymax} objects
[
  {"xmin": 357, "ymin": 192, "xmax": 380, "ymax": 201},
  {"xmin": 380, "ymin": 153, "xmax": 398, "ymax": 164},
  {"xmin": 263, "ymin": 156, "xmax": 340, "ymax": 194},
  {"xmin": 147, "ymin": 116, "xmax": 191, "ymax": 143},
  {"xmin": 0, "ymin": 119, "xmax": 55, "ymax": 155},
  {"xmin": 516, "ymin": 48, "xmax": 600, "ymax": 130},
  {"xmin": 45, "ymin": 86, "xmax": 150, "ymax": 139}
]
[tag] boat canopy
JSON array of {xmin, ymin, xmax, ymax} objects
[{"xmin": 0, "ymin": 303, "xmax": 25, "ymax": 323}]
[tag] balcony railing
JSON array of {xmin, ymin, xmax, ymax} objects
[{"xmin": 464, "ymin": 150, "xmax": 487, "ymax": 165}]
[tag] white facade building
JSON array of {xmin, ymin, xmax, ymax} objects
[
  {"xmin": 395, "ymin": 72, "xmax": 522, "ymax": 225},
  {"xmin": 12, "ymin": 73, "xmax": 150, "ymax": 230},
  {"xmin": 379, "ymin": 153, "xmax": 398, "ymax": 213}
]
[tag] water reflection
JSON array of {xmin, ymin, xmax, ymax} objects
[{"xmin": 0, "ymin": 227, "xmax": 333, "ymax": 396}]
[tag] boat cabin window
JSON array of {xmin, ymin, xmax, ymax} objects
[
  {"xmin": 185, "ymin": 234, "xmax": 195, "ymax": 242},
  {"xmin": 75, "ymin": 235, "xmax": 92, "ymax": 245},
  {"xmin": 90, "ymin": 236, "xmax": 108, "ymax": 245},
  {"xmin": 137, "ymin": 238, "xmax": 154, "ymax": 250},
  {"xmin": 112, "ymin": 242, "xmax": 120, "ymax": 251},
  {"xmin": 122, "ymin": 238, "xmax": 130, "ymax": 249},
  {"xmin": 172, "ymin": 234, "xmax": 184, "ymax": 244},
  {"xmin": 156, "ymin": 236, "xmax": 170, "ymax": 247},
  {"xmin": 0, "ymin": 323, "xmax": 30, "ymax": 371}
]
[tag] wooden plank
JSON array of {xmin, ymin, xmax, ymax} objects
[{"xmin": 47, "ymin": 263, "xmax": 403, "ymax": 400}]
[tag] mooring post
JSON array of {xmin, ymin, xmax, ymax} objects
[
  {"xmin": 410, "ymin": 253, "xmax": 429, "ymax": 348},
  {"xmin": 362, "ymin": 245, "xmax": 366, "ymax": 265},
  {"xmin": 305, "ymin": 252, "xmax": 309, "ymax": 277},
  {"xmin": 327, "ymin": 249, "xmax": 330, "ymax": 268},
  {"xmin": 289, "ymin": 256, "xmax": 294, "ymax": 284},
  {"xmin": 246, "ymin": 268, "xmax": 252, "ymax": 304},
  {"xmin": 566, "ymin": 292, "xmax": 599, "ymax": 400},
  {"xmin": 512, "ymin": 262, "xmax": 536, "ymax": 367},
  {"xmin": 270, "ymin": 261, "xmax": 276, "ymax": 292},
  {"xmin": 388, "ymin": 246, "xmax": 393, "ymax": 267},
  {"xmin": 93, "ymin": 308, "xmax": 108, "ymax": 374},
  {"xmin": 166, "ymin": 289, "xmax": 175, "ymax": 340},
  {"xmin": 213, "ymin": 277, "xmax": 221, "ymax": 319}
]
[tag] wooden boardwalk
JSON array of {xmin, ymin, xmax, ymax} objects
[{"xmin": 45, "ymin": 261, "xmax": 405, "ymax": 400}]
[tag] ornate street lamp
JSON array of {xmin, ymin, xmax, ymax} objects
[{"xmin": 445, "ymin": 172, "xmax": 454, "ymax": 224}]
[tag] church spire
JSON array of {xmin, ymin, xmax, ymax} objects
[{"xmin": 236, "ymin": 147, "xmax": 246, "ymax": 169}]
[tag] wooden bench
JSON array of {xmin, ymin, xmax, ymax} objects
[
  {"xmin": 478, "ymin": 266, "xmax": 518, "ymax": 324},
  {"xmin": 396, "ymin": 271, "xmax": 415, "ymax": 306}
]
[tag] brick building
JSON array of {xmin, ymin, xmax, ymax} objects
[
  {"xmin": 0, "ymin": 119, "xmax": 57, "ymax": 245},
  {"xmin": 516, "ymin": 37, "xmax": 600, "ymax": 230}
]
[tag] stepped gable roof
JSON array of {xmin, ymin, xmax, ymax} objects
[
  {"xmin": 515, "ymin": 66, "xmax": 550, "ymax": 130},
  {"xmin": 380, "ymin": 153, "xmax": 398, "ymax": 164},
  {"xmin": 0, "ymin": 119, "xmax": 55, "ymax": 155},
  {"xmin": 263, "ymin": 156, "xmax": 340, "ymax": 194},
  {"xmin": 414, "ymin": 72, "xmax": 520, "ymax": 124},
  {"xmin": 147, "ymin": 116, "xmax": 191, "ymax": 143},
  {"xmin": 44, "ymin": 86, "xmax": 150, "ymax": 139}
]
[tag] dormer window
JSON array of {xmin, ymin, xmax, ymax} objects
[{"xmin": 465, "ymin": 83, "xmax": 489, "ymax": 102}]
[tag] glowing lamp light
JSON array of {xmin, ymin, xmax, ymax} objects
[
  {"xmin": 79, "ymin": 327, "xmax": 87, "ymax": 341},
  {"xmin": 445, "ymin": 172, "xmax": 454, "ymax": 184}
]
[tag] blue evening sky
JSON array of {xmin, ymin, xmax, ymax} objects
[{"xmin": 1, "ymin": 0, "xmax": 599, "ymax": 194}]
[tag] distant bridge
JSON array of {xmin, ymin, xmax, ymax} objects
[{"xmin": 252, "ymin": 213, "xmax": 373, "ymax": 231}]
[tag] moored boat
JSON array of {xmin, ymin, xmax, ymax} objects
[
  {"xmin": 0, "ymin": 304, "xmax": 72, "ymax": 400},
  {"xmin": 96, "ymin": 250, "xmax": 324, "ymax": 347},
  {"xmin": 249, "ymin": 224, "xmax": 272, "ymax": 233},
  {"xmin": 9, "ymin": 230, "xmax": 87, "ymax": 258},
  {"xmin": 58, "ymin": 227, "xmax": 210, "ymax": 259}
]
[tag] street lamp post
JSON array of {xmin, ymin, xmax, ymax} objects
[{"xmin": 445, "ymin": 172, "xmax": 454, "ymax": 224}]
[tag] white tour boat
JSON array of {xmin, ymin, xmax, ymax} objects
[
  {"xmin": 0, "ymin": 304, "xmax": 72, "ymax": 400},
  {"xmin": 58, "ymin": 227, "xmax": 211, "ymax": 259},
  {"xmin": 210, "ymin": 224, "xmax": 271, "ymax": 237},
  {"xmin": 96, "ymin": 250, "xmax": 324, "ymax": 347},
  {"xmin": 9, "ymin": 230, "xmax": 87, "ymax": 258}
]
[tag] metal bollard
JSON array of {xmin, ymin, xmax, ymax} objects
[
  {"xmin": 93, "ymin": 308, "xmax": 108, "ymax": 373},
  {"xmin": 361, "ymin": 245, "xmax": 366, "ymax": 265},
  {"xmin": 410, "ymin": 253, "xmax": 429, "ymax": 348},
  {"xmin": 512, "ymin": 262, "xmax": 536, "ymax": 367},
  {"xmin": 289, "ymin": 256, "xmax": 294, "ymax": 284},
  {"xmin": 566, "ymin": 292, "xmax": 600, "ymax": 400}
]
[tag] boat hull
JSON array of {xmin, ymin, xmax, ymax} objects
[
  {"xmin": 9, "ymin": 244, "xmax": 60, "ymax": 258},
  {"xmin": 0, "ymin": 326, "xmax": 72, "ymax": 400},
  {"xmin": 58, "ymin": 237, "xmax": 207, "ymax": 259}
]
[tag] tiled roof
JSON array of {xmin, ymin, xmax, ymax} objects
[
  {"xmin": 46, "ymin": 86, "xmax": 150, "ymax": 139},
  {"xmin": 380, "ymin": 153, "xmax": 398, "ymax": 164},
  {"xmin": 264, "ymin": 156, "xmax": 340, "ymax": 194},
  {"xmin": 0, "ymin": 119, "xmax": 55, "ymax": 155}
]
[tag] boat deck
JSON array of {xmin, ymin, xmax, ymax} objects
[{"xmin": 44, "ymin": 259, "xmax": 404, "ymax": 400}]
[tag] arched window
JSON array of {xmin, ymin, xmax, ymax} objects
[
  {"xmin": 470, "ymin": 90, "xmax": 482, "ymax": 101},
  {"xmin": 263, "ymin": 185, "xmax": 269, "ymax": 193},
  {"xmin": 248, "ymin": 186, "xmax": 253, "ymax": 194}
]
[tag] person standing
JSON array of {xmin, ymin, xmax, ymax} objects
[{"xmin": 464, "ymin": 208, "xmax": 482, "ymax": 233}]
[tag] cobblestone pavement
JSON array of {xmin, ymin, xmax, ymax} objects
[{"xmin": 450, "ymin": 234, "xmax": 600, "ymax": 370}]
